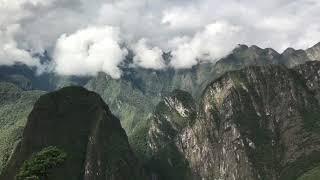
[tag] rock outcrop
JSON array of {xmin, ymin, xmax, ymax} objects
[
  {"xmin": 148, "ymin": 62, "xmax": 320, "ymax": 180},
  {"xmin": 147, "ymin": 90, "xmax": 196, "ymax": 180},
  {"xmin": 0, "ymin": 86, "xmax": 146, "ymax": 180},
  {"xmin": 306, "ymin": 42, "xmax": 320, "ymax": 61}
]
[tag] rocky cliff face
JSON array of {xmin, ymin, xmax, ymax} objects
[
  {"xmin": 1, "ymin": 43, "xmax": 320, "ymax": 180},
  {"xmin": 0, "ymin": 43, "xmax": 319, "ymax": 138},
  {"xmin": 306, "ymin": 43, "xmax": 320, "ymax": 61},
  {"xmin": 0, "ymin": 86, "xmax": 146, "ymax": 180},
  {"xmin": 295, "ymin": 61, "xmax": 320, "ymax": 101},
  {"xmin": 148, "ymin": 62, "xmax": 320, "ymax": 180},
  {"xmin": 147, "ymin": 90, "xmax": 196, "ymax": 180},
  {"xmin": 86, "ymin": 42, "xmax": 320, "ymax": 136}
]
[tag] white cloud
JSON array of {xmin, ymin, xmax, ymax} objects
[
  {"xmin": 0, "ymin": 0, "xmax": 320, "ymax": 75},
  {"xmin": 161, "ymin": 7, "xmax": 205, "ymax": 31},
  {"xmin": 296, "ymin": 25, "xmax": 320, "ymax": 49},
  {"xmin": 0, "ymin": 0, "xmax": 51, "ymax": 26},
  {"xmin": 170, "ymin": 21, "xmax": 242, "ymax": 68},
  {"xmin": 0, "ymin": 24, "xmax": 40, "ymax": 67},
  {"xmin": 53, "ymin": 26, "xmax": 128, "ymax": 78},
  {"xmin": 133, "ymin": 39, "xmax": 165, "ymax": 69}
]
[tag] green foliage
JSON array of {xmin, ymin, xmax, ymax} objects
[
  {"xmin": 298, "ymin": 166, "xmax": 320, "ymax": 180},
  {"xmin": 0, "ymin": 82, "xmax": 45, "ymax": 173},
  {"xmin": 302, "ymin": 110, "xmax": 320, "ymax": 133},
  {"xmin": 129, "ymin": 120, "xmax": 152, "ymax": 162},
  {"xmin": 85, "ymin": 74, "xmax": 157, "ymax": 134},
  {"xmin": 16, "ymin": 146, "xmax": 67, "ymax": 180},
  {"xmin": 171, "ymin": 90, "xmax": 194, "ymax": 108}
]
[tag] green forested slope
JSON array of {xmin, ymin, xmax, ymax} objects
[{"xmin": 0, "ymin": 82, "xmax": 45, "ymax": 173}]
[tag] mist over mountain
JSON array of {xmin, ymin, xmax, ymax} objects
[
  {"xmin": 0, "ymin": 42, "xmax": 320, "ymax": 180},
  {"xmin": 1, "ymin": 42, "xmax": 320, "ymax": 133},
  {"xmin": 1, "ymin": 1, "xmax": 320, "ymax": 179},
  {"xmin": 1, "ymin": 0, "xmax": 320, "ymax": 78}
]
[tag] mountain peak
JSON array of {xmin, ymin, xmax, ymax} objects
[
  {"xmin": 306, "ymin": 42, "xmax": 320, "ymax": 60},
  {"xmin": 311, "ymin": 42, "xmax": 320, "ymax": 48},
  {"xmin": 0, "ymin": 86, "xmax": 147, "ymax": 180},
  {"xmin": 249, "ymin": 45, "xmax": 261, "ymax": 50},
  {"xmin": 230, "ymin": 44, "xmax": 248, "ymax": 54},
  {"xmin": 282, "ymin": 47, "xmax": 296, "ymax": 54}
]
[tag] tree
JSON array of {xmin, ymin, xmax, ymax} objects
[{"xmin": 16, "ymin": 146, "xmax": 67, "ymax": 180}]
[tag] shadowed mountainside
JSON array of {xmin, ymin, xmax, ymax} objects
[{"xmin": 0, "ymin": 86, "xmax": 146, "ymax": 180}]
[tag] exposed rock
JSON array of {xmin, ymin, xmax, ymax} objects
[
  {"xmin": 295, "ymin": 61, "xmax": 320, "ymax": 102},
  {"xmin": 1, "ymin": 43, "xmax": 320, "ymax": 180},
  {"xmin": 280, "ymin": 48, "xmax": 309, "ymax": 67},
  {"xmin": 148, "ymin": 62, "xmax": 320, "ymax": 180},
  {"xmin": 306, "ymin": 42, "xmax": 320, "ymax": 61},
  {"xmin": 147, "ymin": 90, "xmax": 196, "ymax": 180}
]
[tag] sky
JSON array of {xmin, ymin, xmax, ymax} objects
[{"xmin": 0, "ymin": 0, "xmax": 320, "ymax": 78}]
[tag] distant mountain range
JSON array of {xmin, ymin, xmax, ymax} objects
[{"xmin": 0, "ymin": 42, "xmax": 320, "ymax": 179}]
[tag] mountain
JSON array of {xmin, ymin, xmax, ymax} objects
[
  {"xmin": 146, "ymin": 89, "xmax": 197, "ymax": 179},
  {"xmin": 306, "ymin": 43, "xmax": 320, "ymax": 61},
  {"xmin": 0, "ymin": 82, "xmax": 45, "ymax": 173},
  {"xmin": 0, "ymin": 42, "xmax": 320, "ymax": 179},
  {"xmin": 146, "ymin": 61, "xmax": 320, "ymax": 180},
  {"xmin": 0, "ymin": 63, "xmax": 89, "ymax": 91},
  {"xmin": 0, "ymin": 86, "xmax": 146, "ymax": 180},
  {"xmin": 0, "ymin": 43, "xmax": 319, "ymax": 137},
  {"xmin": 86, "ymin": 42, "xmax": 320, "ymax": 136}
]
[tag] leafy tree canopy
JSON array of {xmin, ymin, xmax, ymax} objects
[{"xmin": 16, "ymin": 146, "xmax": 67, "ymax": 180}]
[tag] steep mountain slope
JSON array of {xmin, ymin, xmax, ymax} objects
[
  {"xmin": 0, "ymin": 43, "xmax": 319, "ymax": 179},
  {"xmin": 294, "ymin": 61, "xmax": 320, "ymax": 101},
  {"xmin": 147, "ymin": 62, "xmax": 320, "ymax": 180},
  {"xmin": 0, "ymin": 86, "xmax": 146, "ymax": 180},
  {"xmin": 0, "ymin": 82, "xmax": 45, "ymax": 173},
  {"xmin": 146, "ymin": 90, "xmax": 197, "ymax": 180},
  {"xmin": 0, "ymin": 43, "xmax": 319, "ymax": 175},
  {"xmin": 0, "ymin": 43, "xmax": 319, "ymax": 137},
  {"xmin": 306, "ymin": 43, "xmax": 320, "ymax": 61},
  {"xmin": 86, "ymin": 43, "xmax": 320, "ymax": 135}
]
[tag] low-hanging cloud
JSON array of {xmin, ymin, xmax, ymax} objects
[
  {"xmin": 0, "ymin": 24, "xmax": 40, "ymax": 67},
  {"xmin": 0, "ymin": 0, "xmax": 320, "ymax": 77},
  {"xmin": 53, "ymin": 26, "xmax": 127, "ymax": 78},
  {"xmin": 132, "ymin": 39, "xmax": 165, "ymax": 69},
  {"xmin": 170, "ymin": 21, "xmax": 242, "ymax": 69}
]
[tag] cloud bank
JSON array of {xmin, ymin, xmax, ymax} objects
[
  {"xmin": 0, "ymin": 0, "xmax": 320, "ymax": 78},
  {"xmin": 170, "ymin": 21, "xmax": 242, "ymax": 69},
  {"xmin": 132, "ymin": 39, "xmax": 165, "ymax": 69},
  {"xmin": 53, "ymin": 26, "xmax": 127, "ymax": 78},
  {"xmin": 0, "ymin": 24, "xmax": 40, "ymax": 67}
]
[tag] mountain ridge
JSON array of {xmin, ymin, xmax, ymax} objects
[
  {"xmin": 146, "ymin": 61, "xmax": 320, "ymax": 180},
  {"xmin": 1, "ymin": 42, "xmax": 320, "ymax": 179}
]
